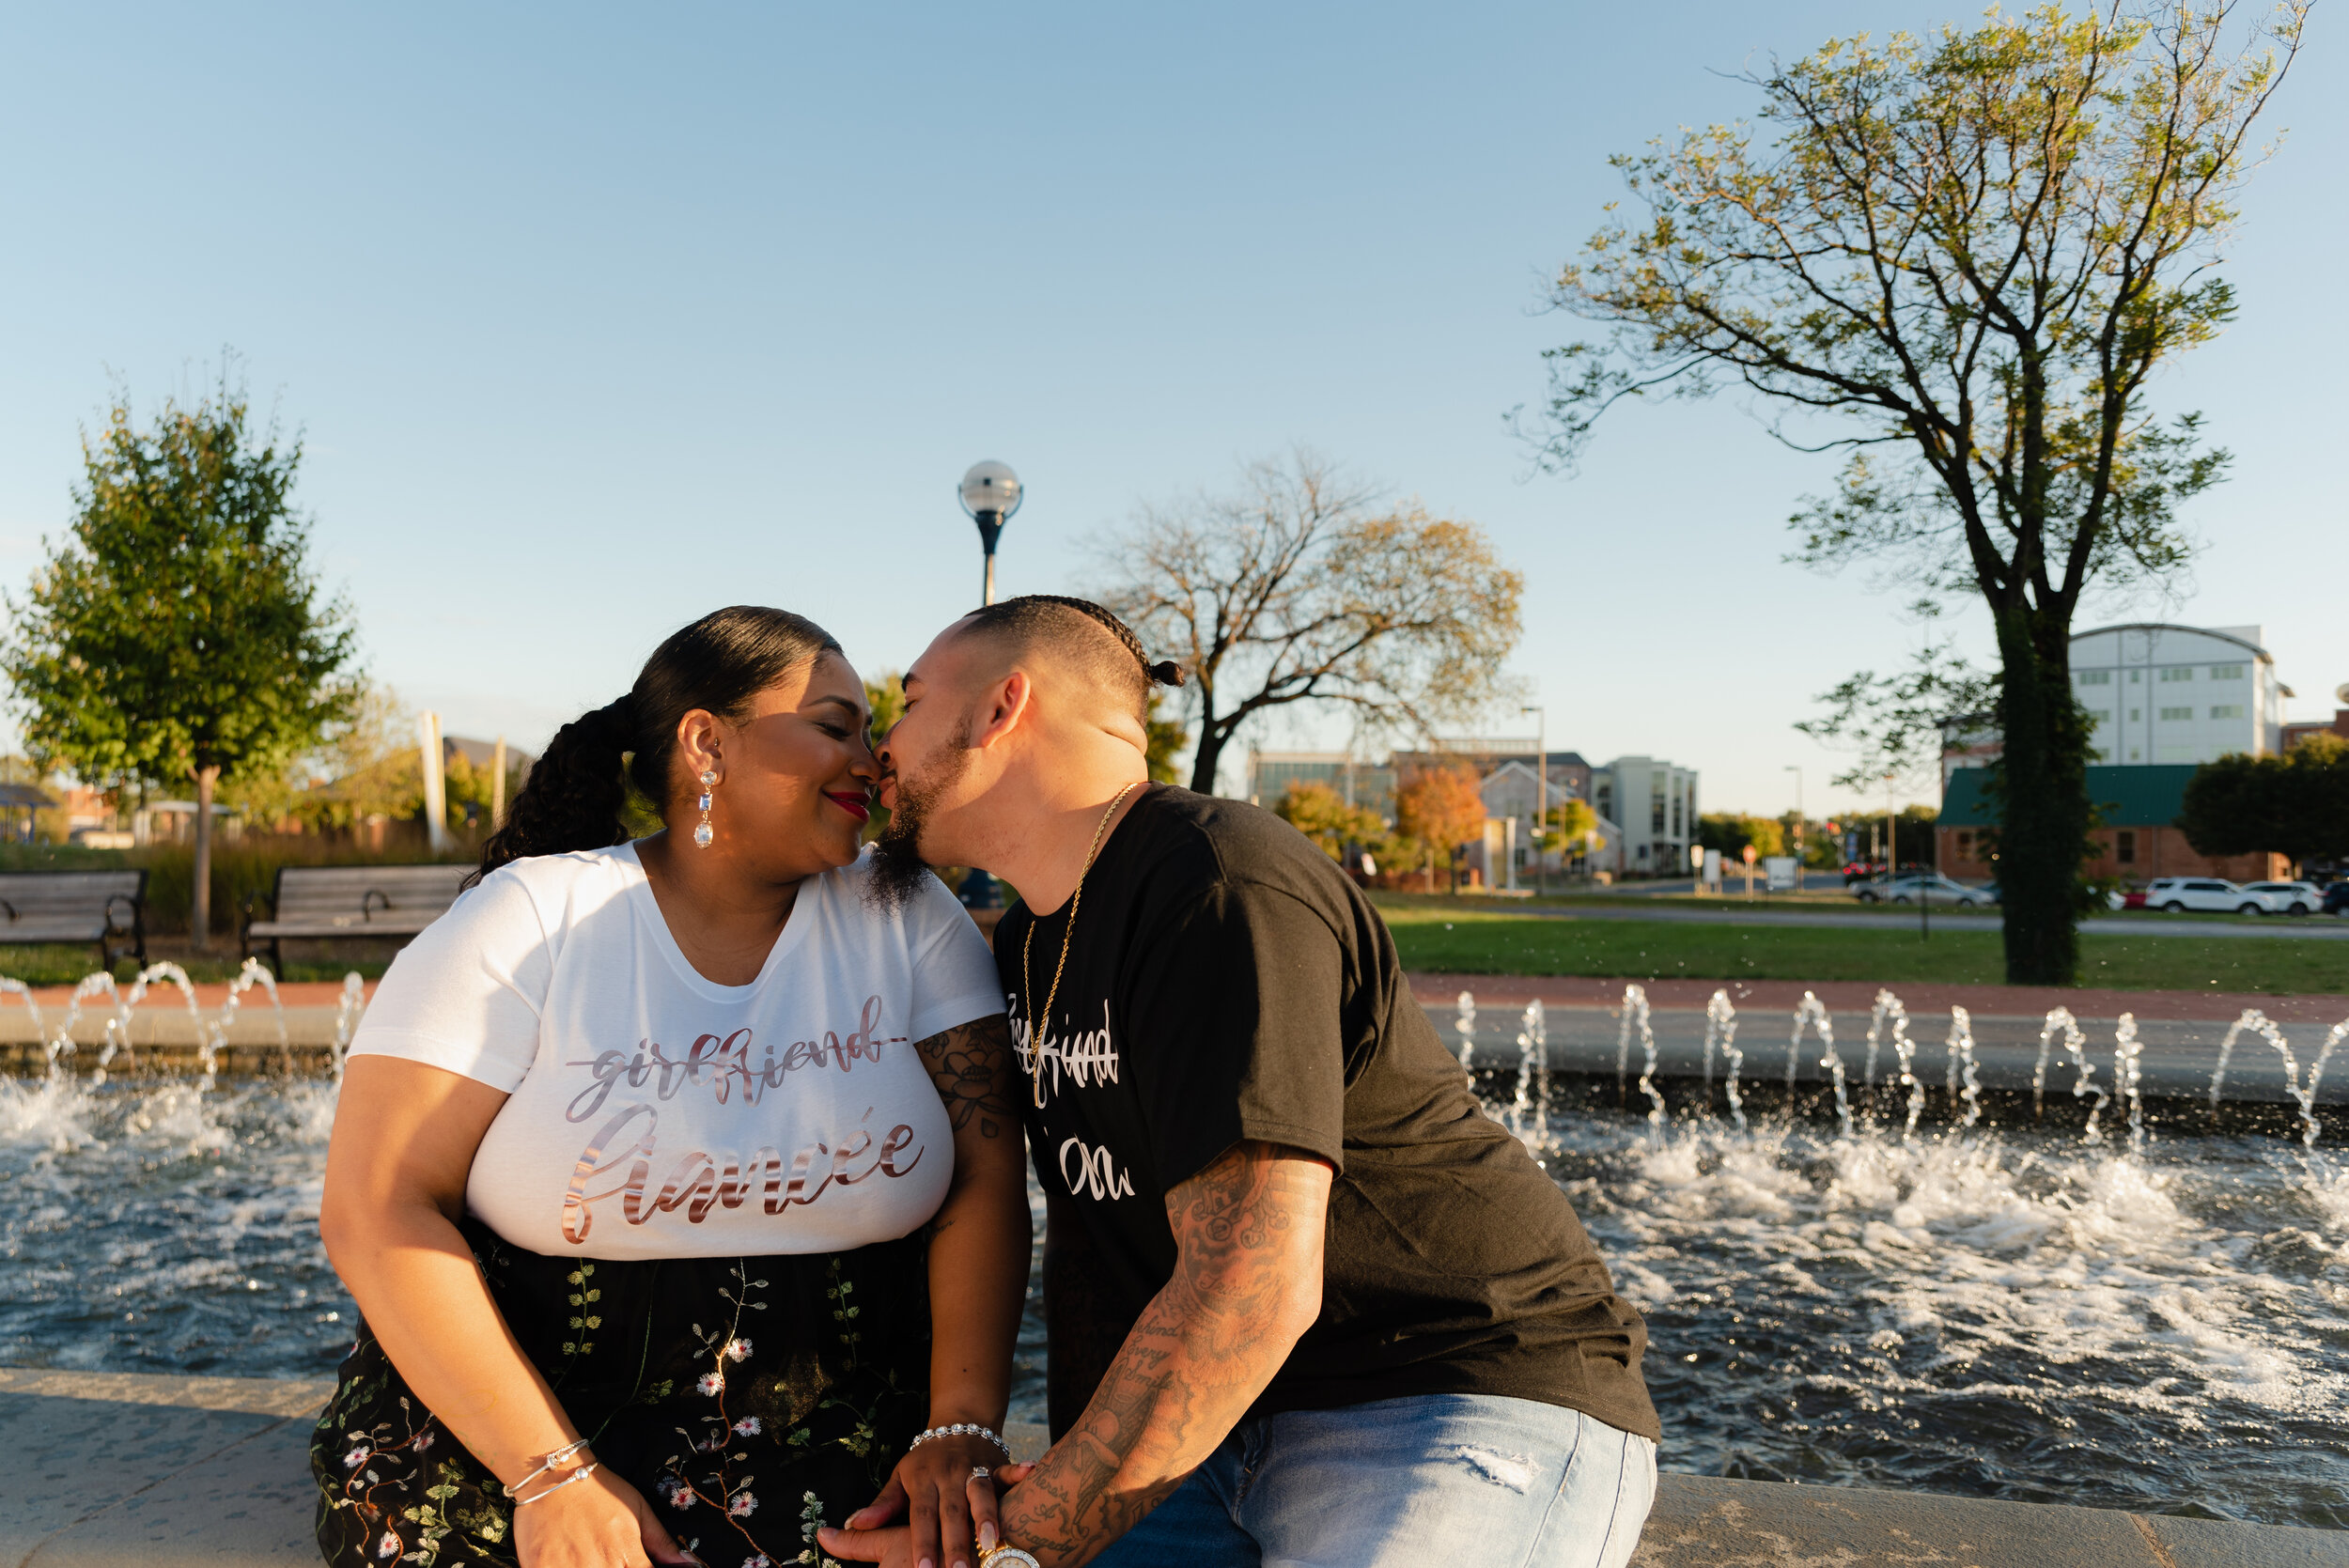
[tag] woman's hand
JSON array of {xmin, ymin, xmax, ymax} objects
[
  {"xmin": 512, "ymin": 1464, "xmax": 694, "ymax": 1568},
  {"xmin": 832, "ymin": 1437, "xmax": 1025, "ymax": 1568}
]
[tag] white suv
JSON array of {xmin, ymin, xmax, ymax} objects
[
  {"xmin": 2243, "ymin": 880, "xmax": 2324, "ymax": 915},
  {"xmin": 2142, "ymin": 877, "xmax": 2275, "ymax": 915}
]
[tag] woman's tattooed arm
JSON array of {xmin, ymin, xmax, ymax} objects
[
  {"xmin": 913, "ymin": 1014, "xmax": 1020, "ymax": 1140},
  {"xmin": 993, "ymin": 1141, "xmax": 1331, "ymax": 1566}
]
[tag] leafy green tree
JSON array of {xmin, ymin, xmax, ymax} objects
[
  {"xmin": 1143, "ymin": 690, "xmax": 1189, "ymax": 785},
  {"xmin": 2179, "ymin": 735, "xmax": 2349, "ymax": 874},
  {"xmin": 1274, "ymin": 780, "xmax": 1388, "ymax": 862},
  {"xmin": 1698, "ymin": 812, "xmax": 1786, "ymax": 860},
  {"xmin": 1532, "ymin": 5, "xmax": 2300, "ymax": 982},
  {"xmin": 1, "ymin": 375, "xmax": 358, "ymax": 945},
  {"xmin": 1537, "ymin": 798, "xmax": 1600, "ymax": 861}
]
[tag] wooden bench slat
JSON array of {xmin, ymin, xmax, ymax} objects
[
  {"xmin": 242, "ymin": 863, "xmax": 471, "ymax": 974},
  {"xmin": 0, "ymin": 870, "xmax": 147, "ymax": 964}
]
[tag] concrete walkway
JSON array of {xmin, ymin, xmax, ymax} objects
[
  {"xmin": 1448, "ymin": 899, "xmax": 2349, "ymax": 939},
  {"xmin": 2, "ymin": 1369, "xmax": 2340, "ymax": 1566}
]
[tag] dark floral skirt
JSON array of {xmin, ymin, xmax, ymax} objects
[{"xmin": 311, "ymin": 1219, "xmax": 931, "ymax": 1568}]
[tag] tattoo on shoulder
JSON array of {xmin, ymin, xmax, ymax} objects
[{"xmin": 912, "ymin": 1015, "xmax": 1019, "ymax": 1140}]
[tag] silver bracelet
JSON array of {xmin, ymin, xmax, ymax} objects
[
  {"xmin": 514, "ymin": 1462, "xmax": 599, "ymax": 1507},
  {"xmin": 502, "ymin": 1438, "xmax": 592, "ymax": 1498},
  {"xmin": 907, "ymin": 1422, "xmax": 1012, "ymax": 1460}
]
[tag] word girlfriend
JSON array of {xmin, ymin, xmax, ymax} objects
[{"xmin": 565, "ymin": 995, "xmax": 909, "ymax": 1122}]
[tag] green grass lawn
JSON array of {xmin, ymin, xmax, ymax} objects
[
  {"xmin": 0, "ymin": 943, "xmax": 389, "ymax": 986},
  {"xmin": 1373, "ymin": 898, "xmax": 2349, "ymax": 994}
]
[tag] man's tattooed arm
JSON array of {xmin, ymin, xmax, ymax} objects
[
  {"xmin": 994, "ymin": 1141, "xmax": 1332, "ymax": 1567},
  {"xmin": 913, "ymin": 1014, "xmax": 1021, "ymax": 1140}
]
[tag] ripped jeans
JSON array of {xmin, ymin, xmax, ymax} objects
[{"xmin": 1086, "ymin": 1394, "xmax": 1657, "ymax": 1568}]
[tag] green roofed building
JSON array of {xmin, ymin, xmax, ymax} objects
[{"xmin": 1937, "ymin": 763, "xmax": 2282, "ymax": 886}]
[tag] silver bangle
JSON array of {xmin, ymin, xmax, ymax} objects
[
  {"xmin": 514, "ymin": 1462, "xmax": 599, "ymax": 1507},
  {"xmin": 907, "ymin": 1422, "xmax": 1012, "ymax": 1460},
  {"xmin": 503, "ymin": 1438, "xmax": 593, "ymax": 1498}
]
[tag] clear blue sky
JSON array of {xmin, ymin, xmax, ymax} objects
[{"xmin": 2, "ymin": 3, "xmax": 2341, "ymax": 819}]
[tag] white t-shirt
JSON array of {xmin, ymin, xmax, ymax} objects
[{"xmin": 347, "ymin": 844, "xmax": 1003, "ymax": 1261}]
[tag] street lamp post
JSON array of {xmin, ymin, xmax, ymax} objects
[
  {"xmin": 1522, "ymin": 705, "xmax": 1546, "ymax": 898},
  {"xmin": 1783, "ymin": 765, "xmax": 1803, "ymax": 891},
  {"xmin": 959, "ymin": 461, "xmax": 1023, "ymax": 606}
]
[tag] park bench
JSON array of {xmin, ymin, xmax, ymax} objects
[
  {"xmin": 241, "ymin": 863, "xmax": 472, "ymax": 976},
  {"xmin": 0, "ymin": 869, "xmax": 147, "ymax": 970}
]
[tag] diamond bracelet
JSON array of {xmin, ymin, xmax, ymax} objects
[{"xmin": 906, "ymin": 1422, "xmax": 1013, "ymax": 1461}]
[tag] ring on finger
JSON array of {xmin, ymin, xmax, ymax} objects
[{"xmin": 971, "ymin": 1466, "xmax": 990, "ymax": 1481}]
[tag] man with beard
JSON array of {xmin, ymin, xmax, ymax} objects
[{"xmin": 829, "ymin": 596, "xmax": 1657, "ymax": 1568}]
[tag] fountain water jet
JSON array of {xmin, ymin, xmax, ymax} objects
[
  {"xmin": 1454, "ymin": 990, "xmax": 1476, "ymax": 1071},
  {"xmin": 332, "ymin": 971, "xmax": 368, "ymax": 1081},
  {"xmin": 2210, "ymin": 1009, "xmax": 2286, "ymax": 1110},
  {"xmin": 1706, "ymin": 988, "xmax": 1746, "ymax": 1132},
  {"xmin": 1938, "ymin": 1006, "xmax": 1982, "ymax": 1129},
  {"xmin": 1507, "ymin": 999, "xmax": 1547, "ymax": 1141},
  {"xmin": 1784, "ymin": 991, "xmax": 1833, "ymax": 1091},
  {"xmin": 2115, "ymin": 1013, "xmax": 2148, "ymax": 1156},
  {"xmin": 2033, "ymin": 1007, "xmax": 2087, "ymax": 1120}
]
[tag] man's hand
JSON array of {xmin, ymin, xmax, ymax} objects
[{"xmin": 997, "ymin": 1142, "xmax": 1330, "ymax": 1567}]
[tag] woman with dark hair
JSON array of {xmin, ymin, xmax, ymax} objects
[{"xmin": 312, "ymin": 608, "xmax": 1027, "ymax": 1568}]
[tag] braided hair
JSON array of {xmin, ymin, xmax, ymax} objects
[
  {"xmin": 470, "ymin": 606, "xmax": 841, "ymax": 886},
  {"xmin": 957, "ymin": 595, "xmax": 1181, "ymax": 723}
]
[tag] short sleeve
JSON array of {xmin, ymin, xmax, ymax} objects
[
  {"xmin": 902, "ymin": 871, "xmax": 1007, "ymax": 1043},
  {"xmin": 1120, "ymin": 878, "xmax": 1347, "ymax": 1190},
  {"xmin": 346, "ymin": 867, "xmax": 552, "ymax": 1092}
]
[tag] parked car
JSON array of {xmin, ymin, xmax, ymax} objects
[
  {"xmin": 2140, "ymin": 877, "xmax": 2275, "ymax": 915},
  {"xmin": 2241, "ymin": 880, "xmax": 2324, "ymax": 915},
  {"xmin": 2327, "ymin": 881, "xmax": 2349, "ymax": 916},
  {"xmin": 1853, "ymin": 874, "xmax": 1998, "ymax": 908},
  {"xmin": 2107, "ymin": 888, "xmax": 2149, "ymax": 910}
]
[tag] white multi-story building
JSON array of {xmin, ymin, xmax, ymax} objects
[
  {"xmin": 1590, "ymin": 756, "xmax": 1698, "ymax": 876},
  {"xmin": 2068, "ymin": 623, "xmax": 2287, "ymax": 766}
]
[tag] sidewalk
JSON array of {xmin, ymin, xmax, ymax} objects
[
  {"xmin": 1409, "ymin": 972, "xmax": 2349, "ymax": 1025},
  {"xmin": 2, "ymin": 1369, "xmax": 2338, "ymax": 1567}
]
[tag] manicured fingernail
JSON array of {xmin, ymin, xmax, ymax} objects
[
  {"xmin": 919, "ymin": 1559, "xmax": 935, "ymax": 1568},
  {"xmin": 979, "ymin": 1524, "xmax": 998, "ymax": 1550}
]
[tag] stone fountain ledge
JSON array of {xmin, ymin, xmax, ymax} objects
[{"xmin": 2, "ymin": 1369, "xmax": 2340, "ymax": 1568}]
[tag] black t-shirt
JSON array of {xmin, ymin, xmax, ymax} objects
[{"xmin": 996, "ymin": 785, "xmax": 1657, "ymax": 1441}]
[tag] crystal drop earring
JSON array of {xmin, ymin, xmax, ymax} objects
[{"xmin": 693, "ymin": 770, "xmax": 716, "ymax": 848}]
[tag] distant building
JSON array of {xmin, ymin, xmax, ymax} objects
[
  {"xmin": 1244, "ymin": 751, "xmax": 1396, "ymax": 820},
  {"xmin": 2067, "ymin": 623, "xmax": 2287, "ymax": 766},
  {"xmin": 1937, "ymin": 763, "xmax": 2284, "ymax": 885},
  {"xmin": 1478, "ymin": 758, "xmax": 1617, "ymax": 882},
  {"xmin": 1590, "ymin": 756, "xmax": 1698, "ymax": 877},
  {"xmin": 2281, "ymin": 697, "xmax": 2349, "ymax": 752}
]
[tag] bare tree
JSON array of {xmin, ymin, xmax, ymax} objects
[
  {"xmin": 1527, "ymin": 3, "xmax": 2301, "ymax": 983},
  {"xmin": 1094, "ymin": 453, "xmax": 1523, "ymax": 796}
]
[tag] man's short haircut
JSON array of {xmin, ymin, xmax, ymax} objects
[{"xmin": 957, "ymin": 595, "xmax": 1181, "ymax": 724}]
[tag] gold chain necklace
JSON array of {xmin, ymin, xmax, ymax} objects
[{"xmin": 1020, "ymin": 781, "xmax": 1143, "ymax": 1109}]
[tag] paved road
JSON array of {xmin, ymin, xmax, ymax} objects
[{"xmin": 1467, "ymin": 900, "xmax": 2349, "ymax": 940}]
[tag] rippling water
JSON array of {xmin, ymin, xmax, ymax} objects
[
  {"xmin": 4, "ymin": 1069, "xmax": 2345, "ymax": 1528},
  {"xmin": 0, "ymin": 1074, "xmax": 354, "ymax": 1377}
]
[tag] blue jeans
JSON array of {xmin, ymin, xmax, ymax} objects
[{"xmin": 1088, "ymin": 1394, "xmax": 1657, "ymax": 1568}]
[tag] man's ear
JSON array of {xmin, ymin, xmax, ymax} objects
[{"xmin": 967, "ymin": 670, "xmax": 1033, "ymax": 751}]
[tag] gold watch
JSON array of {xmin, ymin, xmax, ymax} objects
[{"xmin": 979, "ymin": 1545, "xmax": 1040, "ymax": 1568}]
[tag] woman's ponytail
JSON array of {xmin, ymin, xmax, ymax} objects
[
  {"xmin": 468, "ymin": 607, "xmax": 840, "ymax": 888},
  {"xmin": 469, "ymin": 697, "xmax": 636, "ymax": 886}
]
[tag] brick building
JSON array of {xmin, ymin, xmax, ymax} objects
[
  {"xmin": 2281, "ymin": 704, "xmax": 2349, "ymax": 752},
  {"xmin": 1937, "ymin": 764, "xmax": 2285, "ymax": 885}
]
